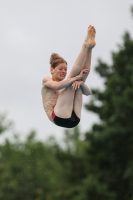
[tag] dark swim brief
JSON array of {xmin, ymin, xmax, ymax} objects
[{"xmin": 52, "ymin": 110, "xmax": 80, "ymax": 128}]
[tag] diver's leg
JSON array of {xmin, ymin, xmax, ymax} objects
[
  {"xmin": 54, "ymin": 26, "xmax": 96, "ymax": 119},
  {"xmin": 54, "ymin": 87, "xmax": 83, "ymax": 119},
  {"xmin": 68, "ymin": 25, "xmax": 96, "ymax": 80},
  {"xmin": 73, "ymin": 88, "xmax": 83, "ymax": 118},
  {"xmin": 82, "ymin": 49, "xmax": 92, "ymax": 82},
  {"xmin": 54, "ymin": 86, "xmax": 75, "ymax": 118}
]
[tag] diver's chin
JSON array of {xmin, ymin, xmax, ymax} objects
[{"xmin": 59, "ymin": 76, "xmax": 65, "ymax": 81}]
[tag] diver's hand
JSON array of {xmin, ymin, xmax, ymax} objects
[
  {"xmin": 76, "ymin": 69, "xmax": 90, "ymax": 80},
  {"xmin": 72, "ymin": 80, "xmax": 83, "ymax": 90}
]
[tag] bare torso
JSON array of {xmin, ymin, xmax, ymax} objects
[{"xmin": 41, "ymin": 78, "xmax": 61, "ymax": 122}]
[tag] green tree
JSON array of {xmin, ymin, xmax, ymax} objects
[
  {"xmin": 47, "ymin": 127, "xmax": 88, "ymax": 200},
  {"xmin": 0, "ymin": 115, "xmax": 65, "ymax": 200},
  {"xmin": 79, "ymin": 9, "xmax": 133, "ymax": 200},
  {"xmin": 0, "ymin": 112, "xmax": 88, "ymax": 200},
  {"xmin": 0, "ymin": 112, "xmax": 13, "ymax": 135}
]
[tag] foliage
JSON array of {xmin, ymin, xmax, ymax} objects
[
  {"xmin": 0, "ymin": 112, "xmax": 13, "ymax": 135},
  {"xmin": 0, "ymin": 127, "xmax": 64, "ymax": 200},
  {"xmin": 43, "ymin": 127, "xmax": 88, "ymax": 200},
  {"xmin": 82, "ymin": 28, "xmax": 133, "ymax": 199}
]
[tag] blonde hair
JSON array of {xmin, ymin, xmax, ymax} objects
[{"xmin": 50, "ymin": 53, "xmax": 67, "ymax": 69}]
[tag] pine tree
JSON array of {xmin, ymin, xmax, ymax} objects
[{"xmin": 81, "ymin": 8, "xmax": 133, "ymax": 200}]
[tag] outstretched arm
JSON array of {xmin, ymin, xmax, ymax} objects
[
  {"xmin": 72, "ymin": 80, "xmax": 92, "ymax": 96},
  {"xmin": 43, "ymin": 69, "xmax": 89, "ymax": 90}
]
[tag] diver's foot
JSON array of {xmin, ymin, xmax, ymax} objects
[{"xmin": 84, "ymin": 25, "xmax": 96, "ymax": 49}]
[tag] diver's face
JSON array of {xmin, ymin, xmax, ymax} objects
[{"xmin": 51, "ymin": 63, "xmax": 67, "ymax": 81}]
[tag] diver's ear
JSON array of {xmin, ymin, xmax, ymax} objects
[{"xmin": 50, "ymin": 67, "xmax": 54, "ymax": 74}]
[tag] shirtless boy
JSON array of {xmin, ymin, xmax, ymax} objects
[{"xmin": 41, "ymin": 25, "xmax": 96, "ymax": 128}]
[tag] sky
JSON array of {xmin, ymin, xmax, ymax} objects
[{"xmin": 0, "ymin": 0, "xmax": 133, "ymax": 142}]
